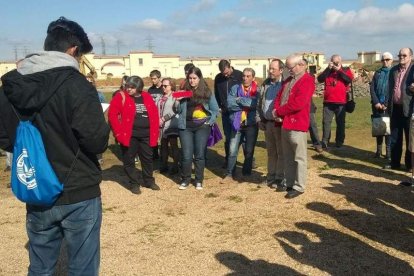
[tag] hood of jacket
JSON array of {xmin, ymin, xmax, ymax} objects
[{"xmin": 1, "ymin": 51, "xmax": 80, "ymax": 112}]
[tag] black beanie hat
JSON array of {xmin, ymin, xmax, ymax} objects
[{"xmin": 47, "ymin": 16, "xmax": 93, "ymax": 54}]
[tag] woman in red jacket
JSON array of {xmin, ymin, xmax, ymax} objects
[{"xmin": 108, "ymin": 76, "xmax": 160, "ymax": 194}]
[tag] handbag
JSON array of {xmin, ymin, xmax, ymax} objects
[
  {"xmin": 345, "ymin": 82, "xmax": 356, "ymax": 113},
  {"xmin": 371, "ymin": 114, "xmax": 390, "ymax": 137},
  {"xmin": 207, "ymin": 123, "xmax": 223, "ymax": 147}
]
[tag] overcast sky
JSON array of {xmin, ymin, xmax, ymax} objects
[{"xmin": 1, "ymin": 0, "xmax": 413, "ymax": 61}]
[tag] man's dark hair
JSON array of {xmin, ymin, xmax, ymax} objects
[
  {"xmin": 218, "ymin": 59, "xmax": 231, "ymax": 72},
  {"xmin": 44, "ymin": 16, "xmax": 92, "ymax": 57},
  {"xmin": 150, "ymin": 70, "xmax": 161, "ymax": 78},
  {"xmin": 125, "ymin": 76, "xmax": 144, "ymax": 92},
  {"xmin": 270, "ymin": 58, "xmax": 285, "ymax": 70}
]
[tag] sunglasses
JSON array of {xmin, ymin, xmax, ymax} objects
[
  {"xmin": 398, "ymin": 54, "xmax": 408, "ymax": 58},
  {"xmin": 162, "ymin": 84, "xmax": 170, "ymax": 88},
  {"xmin": 381, "ymin": 59, "xmax": 392, "ymax": 62}
]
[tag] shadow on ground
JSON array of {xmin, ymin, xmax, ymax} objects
[
  {"xmin": 275, "ymin": 222, "xmax": 413, "ymax": 275},
  {"xmin": 314, "ymin": 173, "xmax": 414, "ymax": 255},
  {"xmin": 215, "ymin": 251, "xmax": 303, "ymax": 276}
]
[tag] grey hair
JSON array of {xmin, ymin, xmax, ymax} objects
[
  {"xmin": 286, "ymin": 54, "xmax": 302, "ymax": 65},
  {"xmin": 330, "ymin": 54, "xmax": 342, "ymax": 62},
  {"xmin": 243, "ymin": 67, "xmax": 256, "ymax": 77}
]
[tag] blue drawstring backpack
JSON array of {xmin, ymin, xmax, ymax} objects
[
  {"xmin": 11, "ymin": 120, "xmax": 63, "ymax": 206},
  {"xmin": 10, "ymin": 104, "xmax": 79, "ymax": 206}
]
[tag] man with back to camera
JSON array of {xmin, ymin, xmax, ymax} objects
[
  {"xmin": 0, "ymin": 17, "xmax": 109, "ymax": 275},
  {"xmin": 317, "ymin": 54, "xmax": 353, "ymax": 149},
  {"xmin": 384, "ymin": 48, "xmax": 414, "ymax": 171},
  {"xmin": 214, "ymin": 59, "xmax": 243, "ymax": 168},
  {"xmin": 257, "ymin": 59, "xmax": 285, "ymax": 187}
]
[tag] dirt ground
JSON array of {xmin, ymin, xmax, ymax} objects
[{"xmin": 0, "ymin": 138, "xmax": 413, "ymax": 275}]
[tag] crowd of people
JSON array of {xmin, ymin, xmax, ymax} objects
[{"xmin": 0, "ymin": 16, "xmax": 413, "ymax": 275}]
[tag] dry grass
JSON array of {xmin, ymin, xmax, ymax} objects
[{"xmin": 0, "ymin": 98, "xmax": 413, "ymax": 275}]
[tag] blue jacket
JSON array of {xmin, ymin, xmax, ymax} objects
[
  {"xmin": 227, "ymin": 83, "xmax": 258, "ymax": 127},
  {"xmin": 175, "ymin": 95, "xmax": 219, "ymax": 129}
]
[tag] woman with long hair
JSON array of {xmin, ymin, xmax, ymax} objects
[
  {"xmin": 108, "ymin": 76, "xmax": 160, "ymax": 194},
  {"xmin": 175, "ymin": 67, "xmax": 219, "ymax": 190}
]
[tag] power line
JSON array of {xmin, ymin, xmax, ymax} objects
[
  {"xmin": 145, "ymin": 35, "xmax": 155, "ymax": 52},
  {"xmin": 100, "ymin": 37, "xmax": 106, "ymax": 55}
]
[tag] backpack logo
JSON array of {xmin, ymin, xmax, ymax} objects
[
  {"xmin": 11, "ymin": 121, "xmax": 63, "ymax": 206},
  {"xmin": 16, "ymin": 148, "xmax": 37, "ymax": 189}
]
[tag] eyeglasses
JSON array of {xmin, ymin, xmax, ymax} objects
[
  {"xmin": 382, "ymin": 59, "xmax": 392, "ymax": 62},
  {"xmin": 162, "ymin": 84, "xmax": 170, "ymax": 88},
  {"xmin": 287, "ymin": 64, "xmax": 298, "ymax": 70},
  {"xmin": 398, "ymin": 54, "xmax": 408, "ymax": 58}
]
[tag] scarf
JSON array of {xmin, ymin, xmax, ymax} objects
[
  {"xmin": 375, "ymin": 67, "xmax": 391, "ymax": 104},
  {"xmin": 232, "ymin": 81, "xmax": 257, "ymax": 131}
]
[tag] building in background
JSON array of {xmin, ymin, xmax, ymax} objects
[{"xmin": 1, "ymin": 50, "xmax": 383, "ymax": 81}]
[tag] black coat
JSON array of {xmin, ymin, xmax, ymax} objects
[
  {"xmin": 0, "ymin": 66, "xmax": 110, "ymax": 205},
  {"xmin": 214, "ymin": 68, "xmax": 243, "ymax": 114}
]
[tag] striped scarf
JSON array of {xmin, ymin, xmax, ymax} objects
[{"xmin": 232, "ymin": 81, "xmax": 257, "ymax": 131}]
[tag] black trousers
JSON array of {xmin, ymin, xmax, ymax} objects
[
  {"xmin": 389, "ymin": 104, "xmax": 411, "ymax": 169},
  {"xmin": 121, "ymin": 136, "xmax": 154, "ymax": 186},
  {"xmin": 160, "ymin": 135, "xmax": 180, "ymax": 170}
]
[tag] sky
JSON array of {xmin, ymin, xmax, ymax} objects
[{"xmin": 1, "ymin": 0, "xmax": 413, "ymax": 61}]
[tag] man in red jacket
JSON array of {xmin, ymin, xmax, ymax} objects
[
  {"xmin": 273, "ymin": 55, "xmax": 315, "ymax": 198},
  {"xmin": 317, "ymin": 54, "xmax": 353, "ymax": 149}
]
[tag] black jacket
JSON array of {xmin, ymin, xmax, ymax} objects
[
  {"xmin": 0, "ymin": 64, "xmax": 110, "ymax": 205},
  {"xmin": 214, "ymin": 68, "xmax": 243, "ymax": 114}
]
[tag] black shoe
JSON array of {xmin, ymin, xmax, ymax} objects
[
  {"xmin": 130, "ymin": 185, "xmax": 141, "ymax": 195},
  {"xmin": 383, "ymin": 164, "xmax": 400, "ymax": 170},
  {"xmin": 159, "ymin": 167, "xmax": 168, "ymax": 174},
  {"xmin": 321, "ymin": 141, "xmax": 329, "ymax": 150},
  {"xmin": 285, "ymin": 189, "xmax": 303, "ymax": 199},
  {"xmin": 399, "ymin": 181, "xmax": 414, "ymax": 187},
  {"xmin": 335, "ymin": 142, "xmax": 343, "ymax": 148},
  {"xmin": 144, "ymin": 183, "xmax": 160, "ymax": 191},
  {"xmin": 169, "ymin": 167, "xmax": 179, "ymax": 175},
  {"xmin": 275, "ymin": 185, "xmax": 287, "ymax": 192}
]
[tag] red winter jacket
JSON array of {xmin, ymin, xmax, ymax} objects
[
  {"xmin": 108, "ymin": 91, "xmax": 159, "ymax": 147},
  {"xmin": 318, "ymin": 67, "xmax": 353, "ymax": 104},
  {"xmin": 274, "ymin": 73, "xmax": 315, "ymax": 132}
]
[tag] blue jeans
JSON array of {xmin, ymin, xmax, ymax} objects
[
  {"xmin": 221, "ymin": 113, "xmax": 232, "ymax": 162},
  {"xmin": 227, "ymin": 124, "xmax": 258, "ymax": 176},
  {"xmin": 27, "ymin": 197, "xmax": 102, "ymax": 276},
  {"xmin": 179, "ymin": 124, "xmax": 211, "ymax": 184}
]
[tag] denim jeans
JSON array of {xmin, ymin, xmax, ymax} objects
[
  {"xmin": 227, "ymin": 124, "xmax": 258, "ymax": 176},
  {"xmin": 221, "ymin": 113, "xmax": 232, "ymax": 162},
  {"xmin": 27, "ymin": 197, "xmax": 102, "ymax": 276},
  {"xmin": 322, "ymin": 103, "xmax": 346, "ymax": 146},
  {"xmin": 179, "ymin": 124, "xmax": 211, "ymax": 184}
]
